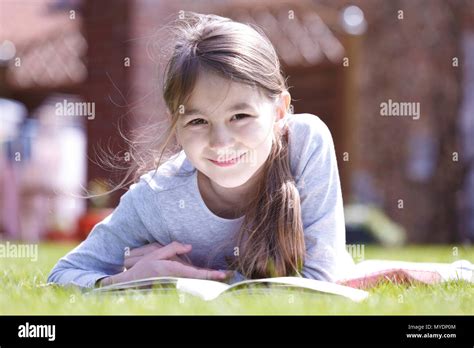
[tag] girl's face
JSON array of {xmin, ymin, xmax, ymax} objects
[{"xmin": 176, "ymin": 71, "xmax": 289, "ymax": 188}]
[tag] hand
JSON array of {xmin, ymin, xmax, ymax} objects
[
  {"xmin": 98, "ymin": 242, "xmax": 232, "ymax": 286},
  {"xmin": 124, "ymin": 242, "xmax": 192, "ymax": 269}
]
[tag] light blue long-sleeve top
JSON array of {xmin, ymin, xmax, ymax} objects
[{"xmin": 47, "ymin": 113, "xmax": 354, "ymax": 288}]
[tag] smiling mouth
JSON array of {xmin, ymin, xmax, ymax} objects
[{"xmin": 209, "ymin": 153, "xmax": 246, "ymax": 166}]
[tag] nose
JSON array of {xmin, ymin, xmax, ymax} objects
[{"xmin": 208, "ymin": 126, "xmax": 235, "ymax": 150}]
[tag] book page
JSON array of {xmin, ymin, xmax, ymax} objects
[
  {"xmin": 91, "ymin": 276, "xmax": 370, "ymax": 302},
  {"xmin": 224, "ymin": 277, "xmax": 369, "ymax": 302},
  {"xmin": 176, "ymin": 278, "xmax": 230, "ymax": 301},
  {"xmin": 92, "ymin": 277, "xmax": 182, "ymax": 292},
  {"xmin": 91, "ymin": 277, "xmax": 231, "ymax": 300}
]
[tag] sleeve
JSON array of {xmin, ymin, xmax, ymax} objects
[
  {"xmin": 47, "ymin": 179, "xmax": 166, "ymax": 288},
  {"xmin": 296, "ymin": 117, "xmax": 354, "ymax": 282}
]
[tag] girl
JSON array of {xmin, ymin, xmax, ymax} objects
[{"xmin": 48, "ymin": 12, "xmax": 354, "ymax": 288}]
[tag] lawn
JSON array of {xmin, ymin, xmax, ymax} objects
[{"xmin": 0, "ymin": 243, "xmax": 473, "ymax": 315}]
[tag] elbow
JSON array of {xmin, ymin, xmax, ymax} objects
[
  {"xmin": 47, "ymin": 259, "xmax": 119, "ymax": 288},
  {"xmin": 46, "ymin": 264, "xmax": 67, "ymax": 285}
]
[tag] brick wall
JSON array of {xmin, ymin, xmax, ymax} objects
[{"xmin": 81, "ymin": 0, "xmax": 132, "ymax": 206}]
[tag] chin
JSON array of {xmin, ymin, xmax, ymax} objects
[
  {"xmin": 210, "ymin": 175, "xmax": 249, "ymax": 188},
  {"xmin": 207, "ymin": 168, "xmax": 258, "ymax": 188}
]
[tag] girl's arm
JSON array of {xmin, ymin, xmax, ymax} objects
[
  {"xmin": 97, "ymin": 242, "xmax": 230, "ymax": 286},
  {"xmin": 47, "ymin": 178, "xmax": 165, "ymax": 288},
  {"xmin": 296, "ymin": 115, "xmax": 354, "ymax": 282}
]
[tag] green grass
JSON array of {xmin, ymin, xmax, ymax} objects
[{"xmin": 0, "ymin": 243, "xmax": 473, "ymax": 315}]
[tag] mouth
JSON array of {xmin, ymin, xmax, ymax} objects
[{"xmin": 209, "ymin": 152, "xmax": 247, "ymax": 167}]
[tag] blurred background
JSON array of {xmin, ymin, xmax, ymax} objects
[{"xmin": 0, "ymin": 0, "xmax": 473, "ymax": 247}]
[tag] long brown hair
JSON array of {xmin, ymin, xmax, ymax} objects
[{"xmin": 103, "ymin": 12, "xmax": 306, "ymax": 278}]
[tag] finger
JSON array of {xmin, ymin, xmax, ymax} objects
[
  {"xmin": 129, "ymin": 242, "xmax": 163, "ymax": 258},
  {"xmin": 180, "ymin": 253, "xmax": 193, "ymax": 265},
  {"xmin": 126, "ymin": 250, "xmax": 192, "ymax": 270},
  {"xmin": 128, "ymin": 243, "xmax": 161, "ymax": 258},
  {"xmin": 167, "ymin": 261, "xmax": 228, "ymax": 280},
  {"xmin": 124, "ymin": 256, "xmax": 143, "ymax": 269},
  {"xmin": 169, "ymin": 257, "xmax": 230, "ymax": 277},
  {"xmin": 171, "ymin": 255, "xmax": 192, "ymax": 266},
  {"xmin": 145, "ymin": 241, "xmax": 192, "ymax": 261}
]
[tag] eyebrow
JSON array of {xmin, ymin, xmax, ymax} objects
[{"xmin": 181, "ymin": 102, "xmax": 255, "ymax": 118}]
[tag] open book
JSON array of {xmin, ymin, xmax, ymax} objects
[
  {"xmin": 89, "ymin": 260, "xmax": 472, "ymax": 301},
  {"xmin": 91, "ymin": 276, "xmax": 369, "ymax": 302}
]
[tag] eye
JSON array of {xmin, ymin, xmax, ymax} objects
[
  {"xmin": 187, "ymin": 118, "xmax": 206, "ymax": 126},
  {"xmin": 232, "ymin": 113, "xmax": 251, "ymax": 120},
  {"xmin": 186, "ymin": 114, "xmax": 251, "ymax": 127}
]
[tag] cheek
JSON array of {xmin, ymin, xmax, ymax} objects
[
  {"xmin": 177, "ymin": 129, "xmax": 204, "ymax": 163},
  {"xmin": 239, "ymin": 120, "xmax": 274, "ymax": 149},
  {"xmin": 245, "ymin": 124, "xmax": 273, "ymax": 157},
  {"xmin": 177, "ymin": 128, "xmax": 204, "ymax": 148},
  {"xmin": 239, "ymin": 122, "xmax": 274, "ymax": 169}
]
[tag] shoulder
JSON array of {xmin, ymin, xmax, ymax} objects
[
  {"xmin": 128, "ymin": 150, "xmax": 194, "ymax": 197},
  {"xmin": 285, "ymin": 113, "xmax": 335, "ymax": 179},
  {"xmin": 120, "ymin": 151, "xmax": 195, "ymax": 220},
  {"xmin": 286, "ymin": 113, "xmax": 333, "ymax": 152}
]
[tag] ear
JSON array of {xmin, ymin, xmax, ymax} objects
[{"xmin": 274, "ymin": 91, "xmax": 291, "ymax": 126}]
